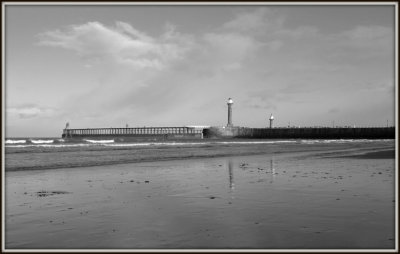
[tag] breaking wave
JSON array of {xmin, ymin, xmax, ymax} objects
[
  {"xmin": 6, "ymin": 144, "xmax": 92, "ymax": 148},
  {"xmin": 30, "ymin": 139, "xmax": 54, "ymax": 144},
  {"xmin": 5, "ymin": 139, "xmax": 27, "ymax": 144},
  {"xmin": 4, "ymin": 138, "xmax": 392, "ymax": 149},
  {"xmin": 84, "ymin": 139, "xmax": 115, "ymax": 144},
  {"xmin": 218, "ymin": 141, "xmax": 297, "ymax": 145},
  {"xmin": 300, "ymin": 139, "xmax": 385, "ymax": 144}
]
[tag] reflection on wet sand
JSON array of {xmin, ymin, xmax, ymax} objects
[
  {"xmin": 270, "ymin": 158, "xmax": 276, "ymax": 182},
  {"xmin": 228, "ymin": 160, "xmax": 234, "ymax": 191}
]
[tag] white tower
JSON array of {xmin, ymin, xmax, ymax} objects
[
  {"xmin": 63, "ymin": 122, "xmax": 70, "ymax": 138},
  {"xmin": 227, "ymin": 98, "xmax": 233, "ymax": 127},
  {"xmin": 269, "ymin": 114, "xmax": 274, "ymax": 128}
]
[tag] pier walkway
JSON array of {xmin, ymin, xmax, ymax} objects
[{"xmin": 62, "ymin": 126, "xmax": 204, "ymax": 138}]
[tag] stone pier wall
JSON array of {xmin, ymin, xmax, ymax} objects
[{"xmin": 204, "ymin": 126, "xmax": 395, "ymax": 139}]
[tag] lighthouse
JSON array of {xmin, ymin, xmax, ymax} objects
[
  {"xmin": 227, "ymin": 98, "xmax": 233, "ymax": 127},
  {"xmin": 269, "ymin": 114, "xmax": 274, "ymax": 128}
]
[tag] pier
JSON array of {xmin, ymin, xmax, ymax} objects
[
  {"xmin": 61, "ymin": 98, "xmax": 395, "ymax": 140},
  {"xmin": 205, "ymin": 126, "xmax": 395, "ymax": 139},
  {"xmin": 62, "ymin": 126, "xmax": 204, "ymax": 139}
]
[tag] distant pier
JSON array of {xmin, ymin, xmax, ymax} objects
[
  {"xmin": 62, "ymin": 126, "xmax": 204, "ymax": 139},
  {"xmin": 61, "ymin": 98, "xmax": 395, "ymax": 140},
  {"xmin": 62, "ymin": 126, "xmax": 395, "ymax": 140},
  {"xmin": 205, "ymin": 126, "xmax": 395, "ymax": 139}
]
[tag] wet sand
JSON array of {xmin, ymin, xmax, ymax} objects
[
  {"xmin": 336, "ymin": 149, "xmax": 395, "ymax": 159},
  {"xmin": 5, "ymin": 147, "xmax": 395, "ymax": 249}
]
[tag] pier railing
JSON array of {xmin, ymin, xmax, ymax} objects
[{"xmin": 62, "ymin": 126, "xmax": 203, "ymax": 138}]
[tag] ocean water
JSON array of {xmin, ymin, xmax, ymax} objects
[{"xmin": 4, "ymin": 138, "xmax": 395, "ymax": 172}]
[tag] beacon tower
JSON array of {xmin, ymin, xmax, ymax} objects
[
  {"xmin": 227, "ymin": 98, "xmax": 233, "ymax": 127},
  {"xmin": 269, "ymin": 114, "xmax": 274, "ymax": 128}
]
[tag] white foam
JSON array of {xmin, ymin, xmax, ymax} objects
[
  {"xmin": 102, "ymin": 140, "xmax": 298, "ymax": 147},
  {"xmin": 84, "ymin": 139, "xmax": 114, "ymax": 144},
  {"xmin": 5, "ymin": 139, "xmax": 27, "ymax": 144},
  {"xmin": 103, "ymin": 142, "xmax": 206, "ymax": 147},
  {"xmin": 5, "ymin": 139, "xmax": 391, "ymax": 149},
  {"xmin": 39, "ymin": 144, "xmax": 91, "ymax": 148},
  {"xmin": 217, "ymin": 141, "xmax": 297, "ymax": 145},
  {"xmin": 5, "ymin": 145, "xmax": 31, "ymax": 148},
  {"xmin": 300, "ymin": 139, "xmax": 389, "ymax": 144},
  {"xmin": 30, "ymin": 139, "xmax": 54, "ymax": 144},
  {"xmin": 6, "ymin": 144, "xmax": 91, "ymax": 148}
]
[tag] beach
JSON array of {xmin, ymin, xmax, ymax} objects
[{"xmin": 5, "ymin": 140, "xmax": 395, "ymax": 249}]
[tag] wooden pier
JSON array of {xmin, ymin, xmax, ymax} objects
[{"xmin": 62, "ymin": 126, "xmax": 204, "ymax": 139}]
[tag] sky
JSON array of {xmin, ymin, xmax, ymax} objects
[{"xmin": 4, "ymin": 4, "xmax": 396, "ymax": 137}]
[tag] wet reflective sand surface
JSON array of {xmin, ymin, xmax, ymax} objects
[{"xmin": 5, "ymin": 144, "xmax": 395, "ymax": 249}]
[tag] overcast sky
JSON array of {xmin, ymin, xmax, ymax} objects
[{"xmin": 5, "ymin": 4, "xmax": 396, "ymax": 137}]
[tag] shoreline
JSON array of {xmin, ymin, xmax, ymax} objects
[
  {"xmin": 5, "ymin": 148, "xmax": 396, "ymax": 173},
  {"xmin": 5, "ymin": 140, "xmax": 395, "ymax": 172},
  {"xmin": 331, "ymin": 149, "xmax": 395, "ymax": 159}
]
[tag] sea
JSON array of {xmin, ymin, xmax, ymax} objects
[{"xmin": 4, "ymin": 137, "xmax": 395, "ymax": 172}]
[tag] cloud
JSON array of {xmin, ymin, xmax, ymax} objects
[
  {"xmin": 220, "ymin": 8, "xmax": 320, "ymax": 54},
  {"xmin": 192, "ymin": 9, "xmax": 289, "ymax": 73},
  {"xmin": 202, "ymin": 32, "xmax": 260, "ymax": 70},
  {"xmin": 276, "ymin": 26, "xmax": 319, "ymax": 40},
  {"xmin": 243, "ymin": 89, "xmax": 278, "ymax": 110},
  {"xmin": 328, "ymin": 108, "xmax": 340, "ymax": 114},
  {"xmin": 32, "ymin": 9, "xmax": 394, "ymax": 130},
  {"xmin": 326, "ymin": 25, "xmax": 393, "ymax": 61},
  {"xmin": 357, "ymin": 79, "xmax": 395, "ymax": 94},
  {"xmin": 37, "ymin": 21, "xmax": 193, "ymax": 70},
  {"xmin": 7, "ymin": 104, "xmax": 57, "ymax": 119},
  {"xmin": 245, "ymin": 97, "xmax": 277, "ymax": 110},
  {"xmin": 342, "ymin": 25, "xmax": 392, "ymax": 42},
  {"xmin": 222, "ymin": 62, "xmax": 242, "ymax": 71},
  {"xmin": 37, "ymin": 21, "xmax": 199, "ymax": 123},
  {"xmin": 222, "ymin": 8, "xmax": 284, "ymax": 33},
  {"xmin": 114, "ymin": 21, "xmax": 154, "ymax": 42}
]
